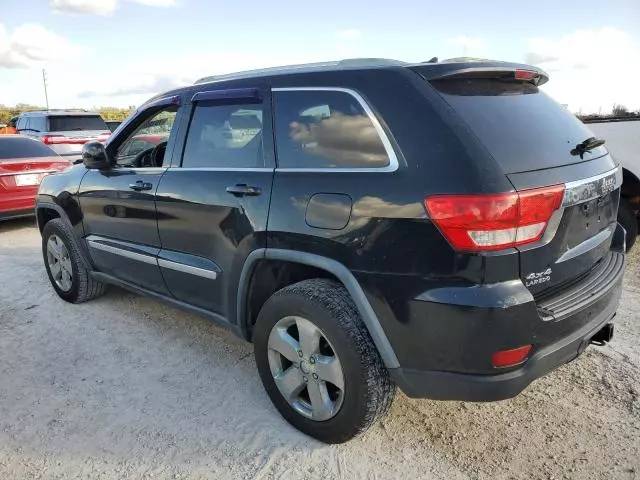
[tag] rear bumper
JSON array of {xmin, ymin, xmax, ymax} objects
[
  {"xmin": 364, "ymin": 226, "xmax": 626, "ymax": 401},
  {"xmin": 389, "ymin": 290, "xmax": 619, "ymax": 401},
  {"xmin": 0, "ymin": 193, "xmax": 36, "ymax": 217}
]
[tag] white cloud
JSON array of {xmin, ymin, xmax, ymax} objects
[
  {"xmin": 128, "ymin": 0, "xmax": 177, "ymax": 6},
  {"xmin": 0, "ymin": 23, "xmax": 88, "ymax": 69},
  {"xmin": 526, "ymin": 27, "xmax": 640, "ymax": 113},
  {"xmin": 446, "ymin": 35, "xmax": 485, "ymax": 51},
  {"xmin": 336, "ymin": 29, "xmax": 362, "ymax": 40},
  {"xmin": 51, "ymin": 0, "xmax": 117, "ymax": 15},
  {"xmin": 78, "ymin": 74, "xmax": 185, "ymax": 98},
  {"xmin": 50, "ymin": 0, "xmax": 175, "ymax": 15}
]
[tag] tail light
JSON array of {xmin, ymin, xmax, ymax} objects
[
  {"xmin": 97, "ymin": 131, "xmax": 111, "ymax": 143},
  {"xmin": 42, "ymin": 135, "xmax": 64, "ymax": 145},
  {"xmin": 514, "ymin": 69, "xmax": 538, "ymax": 81},
  {"xmin": 55, "ymin": 162, "xmax": 72, "ymax": 171},
  {"xmin": 42, "ymin": 135, "xmax": 92, "ymax": 145},
  {"xmin": 425, "ymin": 185, "xmax": 564, "ymax": 252}
]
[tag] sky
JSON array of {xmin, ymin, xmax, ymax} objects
[{"xmin": 0, "ymin": 0, "xmax": 639, "ymax": 113}]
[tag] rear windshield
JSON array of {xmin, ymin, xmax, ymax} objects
[
  {"xmin": 430, "ymin": 79, "xmax": 608, "ymax": 174},
  {"xmin": 0, "ymin": 137, "xmax": 56, "ymax": 159},
  {"xmin": 48, "ymin": 115, "xmax": 107, "ymax": 132}
]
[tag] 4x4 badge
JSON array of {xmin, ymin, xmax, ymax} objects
[{"xmin": 525, "ymin": 268, "xmax": 552, "ymax": 287}]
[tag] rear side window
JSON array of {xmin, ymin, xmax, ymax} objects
[
  {"xmin": 182, "ymin": 104, "xmax": 264, "ymax": 168},
  {"xmin": 273, "ymin": 89, "xmax": 390, "ymax": 169},
  {"xmin": 0, "ymin": 137, "xmax": 56, "ymax": 159},
  {"xmin": 430, "ymin": 78, "xmax": 607, "ymax": 174},
  {"xmin": 48, "ymin": 115, "xmax": 107, "ymax": 132},
  {"xmin": 29, "ymin": 116, "xmax": 47, "ymax": 132}
]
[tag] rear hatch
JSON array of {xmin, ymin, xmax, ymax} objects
[
  {"xmin": 413, "ymin": 62, "xmax": 621, "ymax": 297},
  {"xmin": 45, "ymin": 115, "xmax": 110, "ymax": 156}
]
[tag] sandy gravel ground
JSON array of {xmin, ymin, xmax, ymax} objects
[{"xmin": 0, "ymin": 217, "xmax": 638, "ymax": 480}]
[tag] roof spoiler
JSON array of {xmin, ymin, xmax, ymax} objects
[{"xmin": 409, "ymin": 61, "xmax": 549, "ymax": 86}]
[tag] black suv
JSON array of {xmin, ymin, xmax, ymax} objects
[{"xmin": 36, "ymin": 58, "xmax": 626, "ymax": 443}]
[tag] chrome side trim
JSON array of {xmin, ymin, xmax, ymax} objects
[
  {"xmin": 562, "ymin": 165, "xmax": 622, "ymax": 207},
  {"xmin": 272, "ymin": 87, "xmax": 399, "ymax": 173},
  {"xmin": 157, "ymin": 258, "xmax": 218, "ymax": 280},
  {"xmin": 169, "ymin": 167, "xmax": 273, "ymax": 172},
  {"xmin": 0, "ymin": 169, "xmax": 57, "ymax": 177},
  {"xmin": 87, "ymin": 238, "xmax": 158, "ymax": 265}
]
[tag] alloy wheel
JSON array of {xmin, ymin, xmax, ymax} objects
[
  {"xmin": 267, "ymin": 315, "xmax": 345, "ymax": 421},
  {"xmin": 46, "ymin": 234, "xmax": 73, "ymax": 292}
]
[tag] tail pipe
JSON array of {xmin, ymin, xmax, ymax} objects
[{"xmin": 590, "ymin": 323, "xmax": 614, "ymax": 346}]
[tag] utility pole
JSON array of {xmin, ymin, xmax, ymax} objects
[{"xmin": 42, "ymin": 69, "xmax": 50, "ymax": 110}]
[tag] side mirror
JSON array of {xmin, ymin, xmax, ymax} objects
[{"xmin": 82, "ymin": 142, "xmax": 111, "ymax": 170}]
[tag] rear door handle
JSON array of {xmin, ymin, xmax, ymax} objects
[
  {"xmin": 226, "ymin": 184, "xmax": 261, "ymax": 197},
  {"xmin": 129, "ymin": 180, "xmax": 153, "ymax": 191}
]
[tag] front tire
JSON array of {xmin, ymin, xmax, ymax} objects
[
  {"xmin": 618, "ymin": 199, "xmax": 637, "ymax": 251},
  {"xmin": 42, "ymin": 218, "xmax": 106, "ymax": 303},
  {"xmin": 253, "ymin": 278, "xmax": 395, "ymax": 444}
]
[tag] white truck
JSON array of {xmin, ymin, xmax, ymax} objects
[{"xmin": 585, "ymin": 118, "xmax": 640, "ymax": 250}]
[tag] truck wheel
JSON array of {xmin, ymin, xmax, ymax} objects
[
  {"xmin": 42, "ymin": 218, "xmax": 106, "ymax": 303},
  {"xmin": 618, "ymin": 199, "xmax": 637, "ymax": 251},
  {"xmin": 253, "ymin": 278, "xmax": 396, "ymax": 444}
]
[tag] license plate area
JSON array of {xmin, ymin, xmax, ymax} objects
[
  {"xmin": 576, "ymin": 195, "xmax": 612, "ymax": 237},
  {"xmin": 15, "ymin": 173, "xmax": 41, "ymax": 186}
]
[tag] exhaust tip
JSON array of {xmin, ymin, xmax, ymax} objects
[{"xmin": 590, "ymin": 323, "xmax": 614, "ymax": 346}]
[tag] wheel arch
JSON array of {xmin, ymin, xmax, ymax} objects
[
  {"xmin": 237, "ymin": 248, "xmax": 400, "ymax": 369},
  {"xmin": 621, "ymin": 167, "xmax": 640, "ymax": 199},
  {"xmin": 37, "ymin": 201, "xmax": 93, "ymax": 271}
]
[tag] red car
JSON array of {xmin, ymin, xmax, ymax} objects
[{"xmin": 0, "ymin": 136, "xmax": 73, "ymax": 220}]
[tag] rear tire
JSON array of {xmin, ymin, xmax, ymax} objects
[
  {"xmin": 253, "ymin": 278, "xmax": 395, "ymax": 444},
  {"xmin": 42, "ymin": 219, "xmax": 106, "ymax": 303},
  {"xmin": 618, "ymin": 199, "xmax": 637, "ymax": 251}
]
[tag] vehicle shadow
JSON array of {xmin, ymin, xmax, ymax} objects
[{"xmin": 0, "ymin": 215, "xmax": 37, "ymax": 234}]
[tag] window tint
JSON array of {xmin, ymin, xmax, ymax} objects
[
  {"xmin": 0, "ymin": 137, "xmax": 56, "ymax": 159},
  {"xmin": 122, "ymin": 140, "xmax": 157, "ymax": 156},
  {"xmin": 30, "ymin": 116, "xmax": 47, "ymax": 132},
  {"xmin": 182, "ymin": 104, "xmax": 263, "ymax": 168},
  {"xmin": 48, "ymin": 115, "xmax": 107, "ymax": 131},
  {"xmin": 115, "ymin": 108, "xmax": 177, "ymax": 166},
  {"xmin": 429, "ymin": 79, "xmax": 607, "ymax": 174},
  {"xmin": 273, "ymin": 90, "xmax": 390, "ymax": 169}
]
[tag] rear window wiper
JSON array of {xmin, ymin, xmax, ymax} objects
[{"xmin": 571, "ymin": 137, "xmax": 605, "ymax": 159}]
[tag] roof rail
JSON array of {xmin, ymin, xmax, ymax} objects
[
  {"xmin": 24, "ymin": 108, "xmax": 91, "ymax": 114},
  {"xmin": 195, "ymin": 58, "xmax": 407, "ymax": 85}
]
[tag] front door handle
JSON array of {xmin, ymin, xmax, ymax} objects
[
  {"xmin": 226, "ymin": 184, "xmax": 262, "ymax": 197},
  {"xmin": 129, "ymin": 180, "xmax": 153, "ymax": 191}
]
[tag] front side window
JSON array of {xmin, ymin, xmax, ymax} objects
[
  {"xmin": 115, "ymin": 107, "xmax": 177, "ymax": 167},
  {"xmin": 181, "ymin": 103, "xmax": 263, "ymax": 168},
  {"xmin": 273, "ymin": 89, "xmax": 390, "ymax": 169}
]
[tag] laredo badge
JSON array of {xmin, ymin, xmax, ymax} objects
[{"xmin": 525, "ymin": 268, "xmax": 552, "ymax": 287}]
